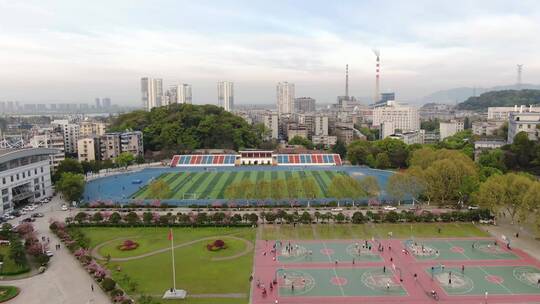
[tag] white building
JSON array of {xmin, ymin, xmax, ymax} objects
[
  {"xmin": 218, "ymin": 81, "xmax": 234, "ymax": 111},
  {"xmin": 29, "ymin": 132, "xmax": 65, "ymax": 170},
  {"xmin": 439, "ymin": 120, "xmax": 464, "ymax": 140},
  {"xmin": 472, "ymin": 120, "xmax": 506, "ymax": 136},
  {"xmin": 79, "ymin": 121, "xmax": 107, "ymax": 137},
  {"xmin": 488, "ymin": 105, "xmax": 540, "ymax": 120},
  {"xmin": 508, "ymin": 112, "xmax": 540, "ymax": 143},
  {"xmin": 77, "ymin": 137, "xmax": 100, "ymax": 162},
  {"xmin": 141, "ymin": 77, "xmax": 163, "ymax": 110},
  {"xmin": 0, "ymin": 148, "xmax": 58, "ymax": 215},
  {"xmin": 312, "ymin": 135, "xmax": 337, "ymax": 148},
  {"xmin": 52, "ymin": 120, "xmax": 80, "ymax": 154},
  {"xmin": 389, "ymin": 130, "xmax": 425, "ymax": 145},
  {"xmin": 372, "ymin": 101, "xmax": 420, "ymax": 137},
  {"xmin": 277, "ymin": 82, "xmax": 295, "ymax": 114},
  {"xmin": 262, "ymin": 112, "xmax": 279, "ymax": 140},
  {"xmin": 381, "ymin": 121, "xmax": 395, "ymax": 139},
  {"xmin": 177, "ymin": 84, "xmax": 192, "ymax": 104}
]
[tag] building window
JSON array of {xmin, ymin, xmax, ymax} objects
[
  {"xmin": 2, "ymin": 178, "xmax": 4, "ymax": 185},
  {"xmin": 22, "ymin": 172, "xmax": 25, "ymax": 178},
  {"xmin": 41, "ymin": 167, "xmax": 43, "ymax": 173},
  {"xmin": 10, "ymin": 176, "xmax": 13, "ymax": 182},
  {"xmin": 16, "ymin": 174, "xmax": 19, "ymax": 180},
  {"xmin": 34, "ymin": 169, "xmax": 37, "ymax": 174}
]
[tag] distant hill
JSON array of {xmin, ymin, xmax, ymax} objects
[
  {"xmin": 456, "ymin": 89, "xmax": 540, "ymax": 111},
  {"xmin": 422, "ymin": 84, "xmax": 540, "ymax": 104}
]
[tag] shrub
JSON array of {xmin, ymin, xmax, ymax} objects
[
  {"xmin": 118, "ymin": 240, "xmax": 139, "ymax": 251},
  {"xmin": 207, "ymin": 239, "xmax": 227, "ymax": 251},
  {"xmin": 101, "ymin": 278, "xmax": 116, "ymax": 292},
  {"xmin": 110, "ymin": 288, "xmax": 124, "ymax": 297}
]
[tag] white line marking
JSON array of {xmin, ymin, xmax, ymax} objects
[
  {"xmin": 322, "ymin": 241, "xmax": 346, "ymax": 296},
  {"xmin": 478, "ymin": 266, "xmax": 514, "ymax": 295}
]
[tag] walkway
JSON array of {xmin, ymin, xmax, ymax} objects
[{"xmin": 1, "ymin": 196, "xmax": 111, "ymax": 304}]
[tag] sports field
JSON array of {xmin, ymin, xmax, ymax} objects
[
  {"xmin": 130, "ymin": 170, "xmax": 347, "ymax": 200},
  {"xmin": 253, "ymin": 226, "xmax": 540, "ymax": 304}
]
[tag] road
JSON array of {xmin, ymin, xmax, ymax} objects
[{"xmin": 2, "ymin": 196, "xmax": 110, "ymax": 304}]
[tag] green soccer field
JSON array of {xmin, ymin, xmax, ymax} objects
[{"xmin": 131, "ymin": 170, "xmax": 347, "ymax": 200}]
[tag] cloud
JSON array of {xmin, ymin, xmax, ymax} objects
[{"xmin": 0, "ymin": 1, "xmax": 539, "ymax": 104}]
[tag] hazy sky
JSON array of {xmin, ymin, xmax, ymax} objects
[{"xmin": 0, "ymin": 0, "xmax": 539, "ymax": 106}]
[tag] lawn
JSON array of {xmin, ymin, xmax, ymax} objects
[
  {"xmin": 131, "ymin": 170, "xmax": 346, "ymax": 200},
  {"xmin": 259, "ymin": 223, "xmax": 489, "ymax": 240},
  {"xmin": 82, "ymin": 227, "xmax": 256, "ymax": 304},
  {"xmin": 0, "ymin": 286, "xmax": 19, "ymax": 302},
  {"xmin": 0, "ymin": 246, "xmax": 30, "ymax": 276}
]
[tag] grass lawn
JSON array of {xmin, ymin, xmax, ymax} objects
[
  {"xmin": 131, "ymin": 170, "xmax": 346, "ymax": 200},
  {"xmin": 82, "ymin": 227, "xmax": 256, "ymax": 304},
  {"xmin": 260, "ymin": 223, "xmax": 489, "ymax": 240},
  {"xmin": 0, "ymin": 246, "xmax": 29, "ymax": 276},
  {"xmin": 0, "ymin": 286, "xmax": 19, "ymax": 302}
]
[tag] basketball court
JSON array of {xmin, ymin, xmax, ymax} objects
[{"xmin": 252, "ymin": 237, "xmax": 540, "ymax": 304}]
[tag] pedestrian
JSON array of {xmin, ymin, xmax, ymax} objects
[
  {"xmin": 462, "ymin": 265, "xmax": 465, "ymax": 273},
  {"xmin": 390, "ymin": 257, "xmax": 393, "ymax": 262},
  {"xmin": 449, "ymin": 277, "xmax": 452, "ymax": 285},
  {"xmin": 352, "ymin": 258, "xmax": 355, "ymax": 265},
  {"xmin": 414, "ymin": 273, "xmax": 417, "ymax": 281},
  {"xmin": 291, "ymin": 283, "xmax": 294, "ymax": 292},
  {"xmin": 386, "ymin": 282, "xmax": 390, "ymax": 290},
  {"xmin": 383, "ymin": 265, "xmax": 386, "ymax": 273},
  {"xmin": 91, "ymin": 284, "xmax": 94, "ymax": 292}
]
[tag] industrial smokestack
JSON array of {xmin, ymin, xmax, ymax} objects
[
  {"xmin": 373, "ymin": 49, "xmax": 380, "ymax": 103},
  {"xmin": 345, "ymin": 64, "xmax": 349, "ymax": 98}
]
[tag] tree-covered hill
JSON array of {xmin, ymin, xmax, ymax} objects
[
  {"xmin": 456, "ymin": 89, "xmax": 540, "ymax": 111},
  {"xmin": 110, "ymin": 104, "xmax": 264, "ymax": 155}
]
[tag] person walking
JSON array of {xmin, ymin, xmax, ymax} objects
[{"xmin": 91, "ymin": 284, "xmax": 94, "ymax": 292}]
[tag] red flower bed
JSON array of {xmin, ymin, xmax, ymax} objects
[
  {"xmin": 117, "ymin": 239, "xmax": 139, "ymax": 251},
  {"xmin": 206, "ymin": 239, "xmax": 227, "ymax": 251}
]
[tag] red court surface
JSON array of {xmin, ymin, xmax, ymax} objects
[{"xmin": 251, "ymin": 238, "xmax": 540, "ymax": 304}]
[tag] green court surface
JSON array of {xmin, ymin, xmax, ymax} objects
[
  {"xmin": 405, "ymin": 239, "xmax": 517, "ymax": 261},
  {"xmin": 277, "ymin": 267, "xmax": 407, "ymax": 297},
  {"xmin": 277, "ymin": 241, "xmax": 381, "ymax": 263},
  {"xmin": 427, "ymin": 266, "xmax": 540, "ymax": 295},
  {"xmin": 131, "ymin": 170, "xmax": 346, "ymax": 200}
]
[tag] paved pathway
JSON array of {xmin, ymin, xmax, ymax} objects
[
  {"xmin": 1, "ymin": 196, "xmax": 111, "ymax": 304},
  {"xmin": 92, "ymin": 234, "xmax": 253, "ymax": 262}
]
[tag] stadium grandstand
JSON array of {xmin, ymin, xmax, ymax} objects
[{"xmin": 169, "ymin": 151, "xmax": 342, "ymax": 167}]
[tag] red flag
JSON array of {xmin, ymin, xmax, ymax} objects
[{"xmin": 168, "ymin": 229, "xmax": 173, "ymax": 241}]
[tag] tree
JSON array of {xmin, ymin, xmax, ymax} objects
[
  {"xmin": 359, "ymin": 176, "xmax": 380, "ymax": 197},
  {"xmin": 302, "ymin": 178, "xmax": 319, "ymax": 202},
  {"xmin": 300, "ymin": 212, "xmax": 312, "ymax": 224},
  {"xmin": 347, "ymin": 140, "xmax": 373, "ymax": 165},
  {"xmin": 115, "ymin": 152, "xmax": 135, "ymax": 169},
  {"xmin": 422, "ymin": 158, "xmax": 477, "ymax": 206},
  {"xmin": 473, "ymin": 173, "xmax": 534, "ymax": 224},
  {"xmin": 332, "ymin": 140, "xmax": 347, "ymax": 158},
  {"xmin": 288, "ymin": 136, "xmax": 314, "ymax": 149},
  {"xmin": 149, "ymin": 180, "xmax": 172, "ymax": 199},
  {"xmin": 478, "ymin": 149, "xmax": 507, "ymax": 172},
  {"xmin": 56, "ymin": 173, "xmax": 85, "ymax": 202},
  {"xmin": 53, "ymin": 158, "xmax": 83, "ymax": 182},
  {"xmin": 386, "ymin": 173, "xmax": 408, "ymax": 204},
  {"xmin": 9, "ymin": 239, "xmax": 26, "ymax": 267},
  {"xmin": 522, "ymin": 182, "xmax": 540, "ymax": 236},
  {"xmin": 351, "ymin": 211, "xmax": 365, "ymax": 224},
  {"xmin": 109, "ymin": 212, "xmax": 122, "ymax": 224},
  {"xmin": 373, "ymin": 138, "xmax": 409, "ymax": 168},
  {"xmin": 375, "ymin": 153, "xmax": 391, "ymax": 169}
]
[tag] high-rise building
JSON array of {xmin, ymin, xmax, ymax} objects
[
  {"xmin": 141, "ymin": 77, "xmax": 163, "ymax": 110},
  {"xmin": 166, "ymin": 85, "xmax": 178, "ymax": 104},
  {"xmin": 52, "ymin": 120, "xmax": 80, "ymax": 154},
  {"xmin": 177, "ymin": 84, "xmax": 192, "ymax": 104},
  {"xmin": 262, "ymin": 112, "xmax": 279, "ymax": 139},
  {"xmin": 294, "ymin": 97, "xmax": 315, "ymax": 113},
  {"xmin": 277, "ymin": 82, "xmax": 295, "ymax": 114},
  {"xmin": 218, "ymin": 81, "xmax": 234, "ymax": 111},
  {"xmin": 372, "ymin": 101, "xmax": 420, "ymax": 138},
  {"xmin": 95, "ymin": 98, "xmax": 101, "ymax": 109},
  {"xmin": 102, "ymin": 98, "xmax": 111, "ymax": 108}
]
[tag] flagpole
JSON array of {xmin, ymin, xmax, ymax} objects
[{"xmin": 170, "ymin": 229, "xmax": 176, "ymax": 290}]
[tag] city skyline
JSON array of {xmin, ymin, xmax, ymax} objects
[{"xmin": 0, "ymin": 1, "xmax": 539, "ymax": 105}]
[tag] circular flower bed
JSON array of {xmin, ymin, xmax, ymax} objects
[
  {"xmin": 117, "ymin": 239, "xmax": 139, "ymax": 251},
  {"xmin": 207, "ymin": 239, "xmax": 227, "ymax": 251}
]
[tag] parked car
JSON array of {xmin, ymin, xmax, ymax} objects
[
  {"xmin": 61, "ymin": 204, "xmax": 68, "ymax": 211},
  {"xmin": 383, "ymin": 206, "xmax": 397, "ymax": 211},
  {"xmin": 468, "ymin": 205, "xmax": 480, "ymax": 210},
  {"xmin": 45, "ymin": 250, "xmax": 54, "ymax": 257},
  {"xmin": 21, "ymin": 217, "xmax": 35, "ymax": 223},
  {"xmin": 331, "ymin": 208, "xmax": 343, "ymax": 212},
  {"xmin": 31, "ymin": 213, "xmax": 44, "ymax": 218}
]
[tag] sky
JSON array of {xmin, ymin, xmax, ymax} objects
[{"xmin": 0, "ymin": 0, "xmax": 539, "ymax": 106}]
